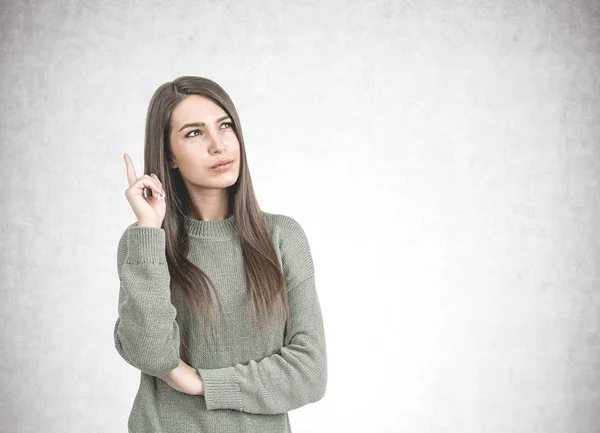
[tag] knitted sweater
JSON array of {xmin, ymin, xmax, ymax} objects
[{"xmin": 113, "ymin": 211, "xmax": 327, "ymax": 433}]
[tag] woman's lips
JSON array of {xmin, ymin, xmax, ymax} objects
[{"xmin": 210, "ymin": 160, "xmax": 233, "ymax": 171}]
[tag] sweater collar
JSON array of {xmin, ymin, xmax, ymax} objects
[{"xmin": 184, "ymin": 213, "xmax": 238, "ymax": 239}]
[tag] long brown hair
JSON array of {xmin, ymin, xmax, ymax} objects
[{"xmin": 142, "ymin": 76, "xmax": 290, "ymax": 357}]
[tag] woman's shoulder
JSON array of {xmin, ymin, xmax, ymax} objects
[
  {"xmin": 261, "ymin": 211, "xmax": 314, "ymax": 283},
  {"xmin": 261, "ymin": 211, "xmax": 308, "ymax": 238}
]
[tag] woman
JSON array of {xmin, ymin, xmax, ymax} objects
[{"xmin": 114, "ymin": 76, "xmax": 327, "ymax": 432}]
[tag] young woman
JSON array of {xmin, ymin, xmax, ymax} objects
[{"xmin": 113, "ymin": 76, "xmax": 327, "ymax": 432}]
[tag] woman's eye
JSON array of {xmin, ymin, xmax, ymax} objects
[
  {"xmin": 186, "ymin": 129, "xmax": 202, "ymax": 138},
  {"xmin": 185, "ymin": 123, "xmax": 231, "ymax": 138}
]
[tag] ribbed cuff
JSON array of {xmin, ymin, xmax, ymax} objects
[
  {"xmin": 125, "ymin": 226, "xmax": 167, "ymax": 264},
  {"xmin": 197, "ymin": 366, "xmax": 243, "ymax": 411}
]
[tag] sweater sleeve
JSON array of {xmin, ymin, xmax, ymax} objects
[
  {"xmin": 196, "ymin": 216, "xmax": 328, "ymax": 414},
  {"xmin": 113, "ymin": 224, "xmax": 181, "ymax": 377}
]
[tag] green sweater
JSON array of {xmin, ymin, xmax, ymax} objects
[{"xmin": 113, "ymin": 211, "xmax": 327, "ymax": 432}]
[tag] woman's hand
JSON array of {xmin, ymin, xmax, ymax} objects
[
  {"xmin": 123, "ymin": 153, "xmax": 167, "ymax": 228},
  {"xmin": 158, "ymin": 359, "xmax": 205, "ymax": 396}
]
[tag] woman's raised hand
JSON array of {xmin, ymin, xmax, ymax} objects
[{"xmin": 123, "ymin": 153, "xmax": 166, "ymax": 228}]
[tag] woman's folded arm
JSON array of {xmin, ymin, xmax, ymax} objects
[{"xmin": 197, "ymin": 269, "xmax": 328, "ymax": 415}]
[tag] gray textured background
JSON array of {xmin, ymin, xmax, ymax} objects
[{"xmin": 1, "ymin": 0, "xmax": 598, "ymax": 432}]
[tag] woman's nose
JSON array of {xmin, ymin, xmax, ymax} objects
[{"xmin": 208, "ymin": 129, "xmax": 225, "ymax": 150}]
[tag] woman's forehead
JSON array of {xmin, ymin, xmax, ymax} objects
[{"xmin": 171, "ymin": 95, "xmax": 227, "ymax": 126}]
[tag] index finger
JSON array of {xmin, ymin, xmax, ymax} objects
[{"xmin": 123, "ymin": 153, "xmax": 138, "ymax": 187}]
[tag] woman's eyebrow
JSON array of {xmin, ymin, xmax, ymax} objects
[{"xmin": 178, "ymin": 115, "xmax": 231, "ymax": 132}]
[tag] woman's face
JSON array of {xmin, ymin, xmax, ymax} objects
[{"xmin": 168, "ymin": 94, "xmax": 240, "ymax": 190}]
